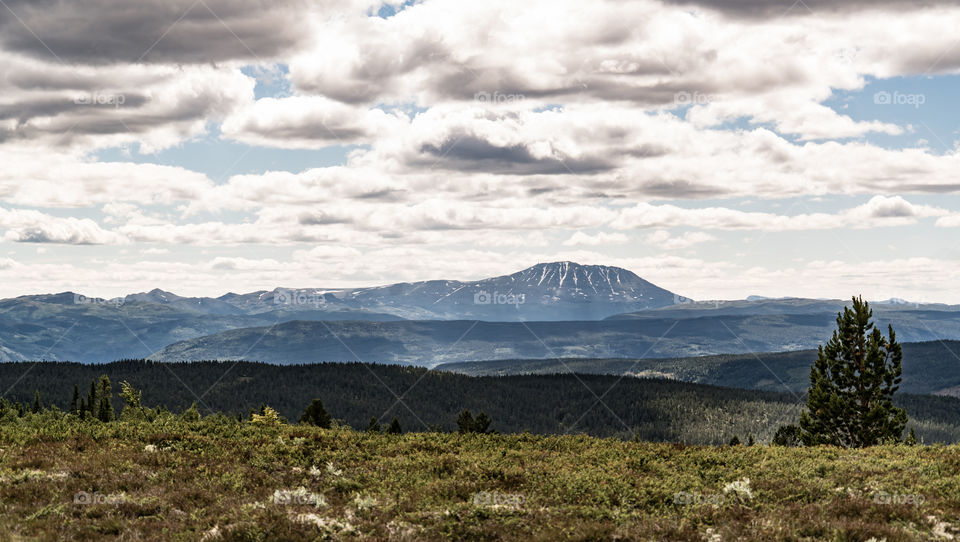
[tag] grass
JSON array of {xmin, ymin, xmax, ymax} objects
[{"xmin": 1, "ymin": 413, "xmax": 959, "ymax": 541}]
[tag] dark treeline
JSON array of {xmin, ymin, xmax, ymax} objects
[{"xmin": 3, "ymin": 360, "xmax": 960, "ymax": 444}]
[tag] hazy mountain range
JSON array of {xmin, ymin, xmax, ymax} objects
[
  {"xmin": 2, "ymin": 261, "xmax": 959, "ymax": 363},
  {"xmin": 129, "ymin": 261, "xmax": 681, "ymax": 321}
]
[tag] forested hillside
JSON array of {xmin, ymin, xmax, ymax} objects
[
  {"xmin": 436, "ymin": 340, "xmax": 960, "ymax": 396},
  {"xmin": 4, "ymin": 360, "xmax": 960, "ymax": 444}
]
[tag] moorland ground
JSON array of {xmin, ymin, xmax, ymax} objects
[{"xmin": 1, "ymin": 413, "xmax": 959, "ymax": 541}]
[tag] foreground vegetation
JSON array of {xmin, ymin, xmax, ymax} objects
[{"xmin": 1, "ymin": 413, "xmax": 959, "ymax": 541}]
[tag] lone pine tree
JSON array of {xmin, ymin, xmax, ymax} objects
[
  {"xmin": 799, "ymin": 296, "xmax": 907, "ymax": 447},
  {"xmin": 387, "ymin": 417, "xmax": 402, "ymax": 434},
  {"xmin": 86, "ymin": 379, "xmax": 98, "ymax": 418},
  {"xmin": 299, "ymin": 399, "xmax": 332, "ymax": 428},
  {"xmin": 97, "ymin": 375, "xmax": 115, "ymax": 422},
  {"xmin": 70, "ymin": 384, "xmax": 80, "ymax": 415}
]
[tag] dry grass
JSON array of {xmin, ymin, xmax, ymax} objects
[{"xmin": 1, "ymin": 413, "xmax": 958, "ymax": 541}]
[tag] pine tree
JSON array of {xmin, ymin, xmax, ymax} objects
[
  {"xmin": 474, "ymin": 412, "xmax": 492, "ymax": 434},
  {"xmin": 119, "ymin": 381, "xmax": 143, "ymax": 420},
  {"xmin": 86, "ymin": 379, "xmax": 98, "ymax": 418},
  {"xmin": 387, "ymin": 417, "xmax": 402, "ymax": 434},
  {"xmin": 96, "ymin": 375, "xmax": 114, "ymax": 422},
  {"xmin": 70, "ymin": 384, "xmax": 80, "ymax": 415},
  {"xmin": 367, "ymin": 417, "xmax": 381, "ymax": 432},
  {"xmin": 457, "ymin": 409, "xmax": 493, "ymax": 434},
  {"xmin": 800, "ymin": 296, "xmax": 907, "ymax": 447},
  {"xmin": 772, "ymin": 424, "xmax": 802, "ymax": 447},
  {"xmin": 299, "ymin": 399, "xmax": 332, "ymax": 428},
  {"xmin": 456, "ymin": 409, "xmax": 476, "ymax": 434},
  {"xmin": 31, "ymin": 390, "xmax": 41, "ymax": 413},
  {"xmin": 181, "ymin": 402, "xmax": 201, "ymax": 422}
]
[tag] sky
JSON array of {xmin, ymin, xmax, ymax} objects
[{"xmin": 1, "ymin": 0, "xmax": 959, "ymax": 302}]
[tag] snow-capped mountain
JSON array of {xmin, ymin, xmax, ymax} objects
[{"xmin": 223, "ymin": 261, "xmax": 682, "ymax": 321}]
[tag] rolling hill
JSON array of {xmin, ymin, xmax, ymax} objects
[
  {"xmin": 148, "ymin": 312, "xmax": 960, "ymax": 368},
  {"xmin": 435, "ymin": 340, "xmax": 960, "ymax": 397}
]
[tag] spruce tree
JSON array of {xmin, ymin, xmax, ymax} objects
[
  {"xmin": 799, "ymin": 296, "xmax": 907, "ymax": 447},
  {"xmin": 299, "ymin": 399, "xmax": 332, "ymax": 428},
  {"xmin": 457, "ymin": 410, "xmax": 493, "ymax": 434},
  {"xmin": 772, "ymin": 424, "xmax": 802, "ymax": 447},
  {"xmin": 96, "ymin": 375, "xmax": 114, "ymax": 422},
  {"xmin": 70, "ymin": 384, "xmax": 80, "ymax": 415},
  {"xmin": 474, "ymin": 412, "xmax": 492, "ymax": 434},
  {"xmin": 32, "ymin": 390, "xmax": 41, "ymax": 413},
  {"xmin": 387, "ymin": 417, "xmax": 402, "ymax": 434},
  {"xmin": 86, "ymin": 379, "xmax": 97, "ymax": 418},
  {"xmin": 456, "ymin": 409, "xmax": 476, "ymax": 434},
  {"xmin": 367, "ymin": 417, "xmax": 381, "ymax": 433}
]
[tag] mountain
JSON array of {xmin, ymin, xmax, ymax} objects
[
  {"xmin": 123, "ymin": 288, "xmax": 245, "ymax": 315},
  {"xmin": 148, "ymin": 311, "xmax": 960, "ymax": 367},
  {"xmin": 0, "ymin": 261, "xmax": 681, "ymax": 361},
  {"xmin": 7, "ymin": 261, "xmax": 960, "ymax": 363},
  {"xmin": 217, "ymin": 261, "xmax": 682, "ymax": 321},
  {"xmin": 0, "ymin": 291, "xmax": 402, "ymax": 362}
]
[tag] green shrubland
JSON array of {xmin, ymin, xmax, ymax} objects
[{"xmin": 1, "ymin": 407, "xmax": 959, "ymax": 541}]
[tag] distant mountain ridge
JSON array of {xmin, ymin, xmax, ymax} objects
[
  {"xmin": 0, "ymin": 262, "xmax": 682, "ymax": 361},
  {"xmin": 212, "ymin": 261, "xmax": 681, "ymax": 321},
  {"xmin": 57, "ymin": 261, "xmax": 685, "ymax": 322},
  {"xmin": 4, "ymin": 261, "xmax": 960, "ymax": 363}
]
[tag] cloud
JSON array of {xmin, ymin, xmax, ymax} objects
[
  {"xmin": 644, "ymin": 230, "xmax": 717, "ymax": 250},
  {"xmin": 221, "ymin": 96, "xmax": 406, "ymax": 148},
  {"xmin": 660, "ymin": 0, "xmax": 954, "ymax": 18},
  {"xmin": 0, "ymin": 0, "xmax": 316, "ymax": 64},
  {"xmin": 563, "ymin": 231, "xmax": 630, "ymax": 246},
  {"xmin": 0, "ymin": 148, "xmax": 215, "ymax": 207},
  {"xmin": 0, "ymin": 207, "xmax": 126, "ymax": 245},
  {"xmin": 614, "ymin": 196, "xmax": 947, "ymax": 231},
  {"xmin": 0, "ymin": 53, "xmax": 253, "ymax": 150},
  {"xmin": 0, "ymin": 0, "xmax": 959, "ymax": 302}
]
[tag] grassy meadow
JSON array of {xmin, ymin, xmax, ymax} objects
[{"xmin": 1, "ymin": 412, "xmax": 959, "ymax": 541}]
